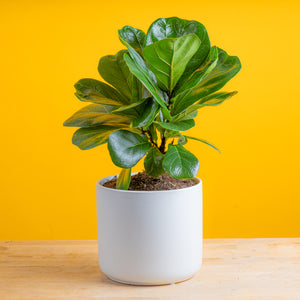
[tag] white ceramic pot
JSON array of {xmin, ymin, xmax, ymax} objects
[{"xmin": 96, "ymin": 174, "xmax": 203, "ymax": 285}]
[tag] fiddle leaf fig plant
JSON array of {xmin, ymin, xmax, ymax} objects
[{"xmin": 64, "ymin": 17, "xmax": 241, "ymax": 189}]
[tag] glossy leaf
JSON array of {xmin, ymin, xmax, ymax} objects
[
  {"xmin": 174, "ymin": 46, "xmax": 219, "ymax": 94},
  {"xmin": 116, "ymin": 168, "xmax": 131, "ymax": 190},
  {"xmin": 185, "ymin": 136, "xmax": 220, "ymax": 153},
  {"xmin": 171, "ymin": 46, "xmax": 218, "ymax": 112},
  {"xmin": 132, "ymin": 98, "xmax": 160, "ymax": 127},
  {"xmin": 145, "ymin": 17, "xmax": 210, "ymax": 75},
  {"xmin": 130, "ymin": 74, "xmax": 148, "ymax": 102},
  {"xmin": 173, "ymin": 91, "xmax": 237, "ymax": 120},
  {"xmin": 123, "ymin": 48, "xmax": 171, "ymax": 120},
  {"xmin": 117, "ymin": 29, "xmax": 148, "ymax": 102},
  {"xmin": 196, "ymin": 91, "xmax": 238, "ymax": 106},
  {"xmin": 74, "ymin": 78, "xmax": 126, "ymax": 106},
  {"xmin": 112, "ymin": 97, "xmax": 149, "ymax": 117},
  {"xmin": 72, "ymin": 126, "xmax": 120, "ymax": 150},
  {"xmin": 143, "ymin": 34, "xmax": 201, "ymax": 92},
  {"xmin": 108, "ymin": 130, "xmax": 151, "ymax": 168},
  {"xmin": 98, "ymin": 50, "xmax": 141, "ymax": 102},
  {"xmin": 63, "ymin": 104, "xmax": 130, "ymax": 128},
  {"xmin": 172, "ymin": 48, "xmax": 241, "ymax": 115},
  {"xmin": 118, "ymin": 26, "xmax": 146, "ymax": 55},
  {"xmin": 144, "ymin": 147, "xmax": 165, "ymax": 177},
  {"xmin": 148, "ymin": 123, "xmax": 158, "ymax": 141},
  {"xmin": 172, "ymin": 109, "xmax": 198, "ymax": 122},
  {"xmin": 155, "ymin": 119, "xmax": 195, "ymax": 131},
  {"xmin": 113, "ymin": 97, "xmax": 159, "ymax": 127},
  {"xmin": 162, "ymin": 144, "xmax": 199, "ymax": 179}
]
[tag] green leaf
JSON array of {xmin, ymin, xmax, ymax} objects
[
  {"xmin": 171, "ymin": 46, "xmax": 218, "ymax": 113},
  {"xmin": 143, "ymin": 34, "xmax": 201, "ymax": 92},
  {"xmin": 98, "ymin": 50, "xmax": 138, "ymax": 102},
  {"xmin": 174, "ymin": 46, "xmax": 219, "ymax": 94},
  {"xmin": 118, "ymin": 26, "xmax": 146, "ymax": 55},
  {"xmin": 145, "ymin": 17, "xmax": 210, "ymax": 75},
  {"xmin": 72, "ymin": 126, "xmax": 120, "ymax": 150},
  {"xmin": 74, "ymin": 78, "xmax": 126, "ymax": 106},
  {"xmin": 63, "ymin": 104, "xmax": 130, "ymax": 128},
  {"xmin": 164, "ymin": 130, "xmax": 181, "ymax": 138},
  {"xmin": 162, "ymin": 144, "xmax": 199, "ymax": 179},
  {"xmin": 123, "ymin": 50, "xmax": 172, "ymax": 120},
  {"xmin": 108, "ymin": 130, "xmax": 151, "ymax": 168},
  {"xmin": 178, "ymin": 134, "xmax": 187, "ymax": 145},
  {"xmin": 116, "ymin": 168, "xmax": 131, "ymax": 190},
  {"xmin": 172, "ymin": 109, "xmax": 198, "ymax": 122},
  {"xmin": 195, "ymin": 91, "xmax": 238, "ymax": 107},
  {"xmin": 117, "ymin": 30, "xmax": 148, "ymax": 102},
  {"xmin": 173, "ymin": 91, "xmax": 237, "ymax": 121},
  {"xmin": 155, "ymin": 119, "xmax": 195, "ymax": 131},
  {"xmin": 131, "ymin": 74, "xmax": 148, "ymax": 102},
  {"xmin": 113, "ymin": 97, "xmax": 159, "ymax": 128},
  {"xmin": 112, "ymin": 97, "xmax": 149, "ymax": 117},
  {"xmin": 148, "ymin": 123, "xmax": 158, "ymax": 141},
  {"xmin": 172, "ymin": 48, "xmax": 241, "ymax": 115},
  {"xmin": 184, "ymin": 136, "xmax": 221, "ymax": 153},
  {"xmin": 132, "ymin": 98, "xmax": 160, "ymax": 127},
  {"xmin": 144, "ymin": 147, "xmax": 165, "ymax": 177}
]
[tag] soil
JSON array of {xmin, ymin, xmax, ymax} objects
[{"xmin": 103, "ymin": 171, "xmax": 197, "ymax": 191}]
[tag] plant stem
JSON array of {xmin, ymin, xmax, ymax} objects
[
  {"xmin": 147, "ymin": 130, "xmax": 158, "ymax": 148},
  {"xmin": 159, "ymin": 135, "xmax": 166, "ymax": 153}
]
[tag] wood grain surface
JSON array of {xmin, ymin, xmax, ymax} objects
[{"xmin": 0, "ymin": 239, "xmax": 299, "ymax": 299}]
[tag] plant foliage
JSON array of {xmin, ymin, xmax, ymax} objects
[{"xmin": 64, "ymin": 17, "xmax": 241, "ymax": 189}]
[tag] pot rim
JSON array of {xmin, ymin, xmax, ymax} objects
[{"xmin": 97, "ymin": 173, "xmax": 202, "ymax": 194}]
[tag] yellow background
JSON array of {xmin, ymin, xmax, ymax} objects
[{"xmin": 1, "ymin": 0, "xmax": 299, "ymax": 239}]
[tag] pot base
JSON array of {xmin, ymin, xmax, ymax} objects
[{"xmin": 106, "ymin": 274, "xmax": 195, "ymax": 286}]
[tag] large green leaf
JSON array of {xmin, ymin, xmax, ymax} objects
[
  {"xmin": 132, "ymin": 97, "xmax": 160, "ymax": 127},
  {"xmin": 74, "ymin": 78, "xmax": 126, "ymax": 106},
  {"xmin": 124, "ymin": 50, "xmax": 171, "ymax": 120},
  {"xmin": 117, "ymin": 31, "xmax": 148, "ymax": 102},
  {"xmin": 98, "ymin": 50, "xmax": 143, "ymax": 102},
  {"xmin": 174, "ymin": 46, "xmax": 219, "ymax": 94},
  {"xmin": 172, "ymin": 109, "xmax": 198, "ymax": 122},
  {"xmin": 72, "ymin": 126, "xmax": 120, "ymax": 150},
  {"xmin": 118, "ymin": 26, "xmax": 146, "ymax": 55},
  {"xmin": 145, "ymin": 17, "xmax": 210, "ymax": 75},
  {"xmin": 108, "ymin": 130, "xmax": 151, "ymax": 168},
  {"xmin": 144, "ymin": 147, "xmax": 165, "ymax": 177},
  {"xmin": 162, "ymin": 144, "xmax": 199, "ymax": 179},
  {"xmin": 172, "ymin": 48, "xmax": 241, "ymax": 115},
  {"xmin": 173, "ymin": 91, "xmax": 237, "ymax": 120},
  {"xmin": 112, "ymin": 97, "xmax": 149, "ymax": 117},
  {"xmin": 113, "ymin": 97, "xmax": 159, "ymax": 127},
  {"xmin": 185, "ymin": 136, "xmax": 220, "ymax": 153},
  {"xmin": 130, "ymin": 73, "xmax": 148, "ymax": 102},
  {"xmin": 195, "ymin": 91, "xmax": 238, "ymax": 107},
  {"xmin": 116, "ymin": 168, "xmax": 131, "ymax": 190},
  {"xmin": 143, "ymin": 34, "xmax": 201, "ymax": 92},
  {"xmin": 155, "ymin": 119, "xmax": 195, "ymax": 131},
  {"xmin": 63, "ymin": 104, "xmax": 130, "ymax": 128}
]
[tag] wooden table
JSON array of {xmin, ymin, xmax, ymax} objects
[{"xmin": 1, "ymin": 239, "xmax": 299, "ymax": 299}]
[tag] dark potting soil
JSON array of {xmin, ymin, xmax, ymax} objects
[{"xmin": 103, "ymin": 171, "xmax": 197, "ymax": 191}]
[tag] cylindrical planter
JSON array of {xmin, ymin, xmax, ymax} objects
[{"xmin": 96, "ymin": 174, "xmax": 203, "ymax": 285}]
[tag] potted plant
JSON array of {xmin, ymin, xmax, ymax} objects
[{"xmin": 64, "ymin": 17, "xmax": 241, "ymax": 285}]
